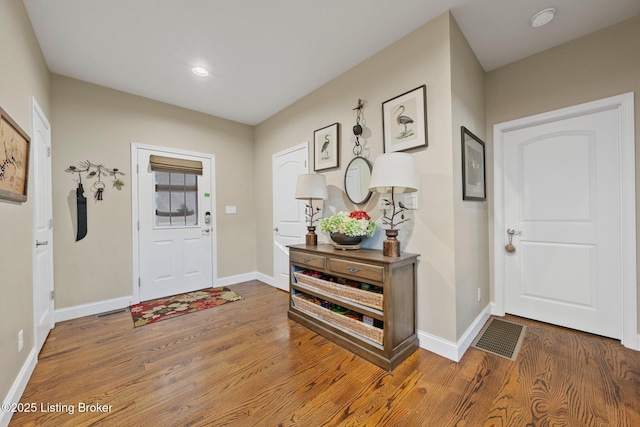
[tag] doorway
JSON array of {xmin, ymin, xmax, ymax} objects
[
  {"xmin": 493, "ymin": 93, "xmax": 637, "ymax": 348},
  {"xmin": 132, "ymin": 144, "xmax": 217, "ymax": 302},
  {"xmin": 32, "ymin": 97, "xmax": 54, "ymax": 354},
  {"xmin": 272, "ymin": 143, "xmax": 309, "ymax": 291}
]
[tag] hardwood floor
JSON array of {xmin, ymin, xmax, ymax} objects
[{"xmin": 10, "ymin": 281, "xmax": 640, "ymax": 426}]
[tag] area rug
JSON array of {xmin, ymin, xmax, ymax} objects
[{"xmin": 130, "ymin": 287, "xmax": 243, "ymax": 327}]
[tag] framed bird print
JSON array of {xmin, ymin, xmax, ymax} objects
[
  {"xmin": 461, "ymin": 126, "xmax": 486, "ymax": 201},
  {"xmin": 314, "ymin": 122, "xmax": 340, "ymax": 171},
  {"xmin": 382, "ymin": 85, "xmax": 427, "ymax": 153}
]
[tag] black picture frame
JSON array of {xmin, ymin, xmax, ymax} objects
[
  {"xmin": 461, "ymin": 126, "xmax": 486, "ymax": 201},
  {"xmin": 314, "ymin": 122, "xmax": 340, "ymax": 171}
]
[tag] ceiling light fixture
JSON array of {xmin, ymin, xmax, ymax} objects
[
  {"xmin": 530, "ymin": 8, "xmax": 556, "ymax": 28},
  {"xmin": 191, "ymin": 66, "xmax": 209, "ymax": 77}
]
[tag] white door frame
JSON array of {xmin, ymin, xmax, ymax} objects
[
  {"xmin": 131, "ymin": 142, "xmax": 217, "ymax": 303},
  {"xmin": 272, "ymin": 142, "xmax": 309, "ymax": 290},
  {"xmin": 31, "ymin": 97, "xmax": 54, "ymax": 354},
  {"xmin": 493, "ymin": 92, "xmax": 637, "ymax": 350}
]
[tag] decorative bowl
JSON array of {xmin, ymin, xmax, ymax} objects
[{"xmin": 330, "ymin": 232, "xmax": 363, "ymax": 246}]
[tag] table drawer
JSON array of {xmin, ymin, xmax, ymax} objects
[
  {"xmin": 328, "ymin": 258, "xmax": 384, "ymax": 283},
  {"xmin": 290, "ymin": 251, "xmax": 326, "ymax": 270}
]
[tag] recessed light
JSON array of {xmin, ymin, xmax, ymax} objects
[
  {"xmin": 531, "ymin": 8, "xmax": 556, "ymax": 28},
  {"xmin": 191, "ymin": 66, "xmax": 209, "ymax": 77}
]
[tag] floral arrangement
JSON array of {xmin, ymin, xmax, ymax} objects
[{"xmin": 319, "ymin": 210, "xmax": 377, "ymax": 238}]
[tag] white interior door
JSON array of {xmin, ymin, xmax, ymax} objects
[
  {"xmin": 500, "ymin": 106, "xmax": 625, "ymax": 339},
  {"xmin": 137, "ymin": 148, "xmax": 215, "ymax": 301},
  {"xmin": 32, "ymin": 98, "xmax": 54, "ymax": 353},
  {"xmin": 272, "ymin": 143, "xmax": 308, "ymax": 291}
]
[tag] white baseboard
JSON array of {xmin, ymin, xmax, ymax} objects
[
  {"xmin": 1, "ymin": 348, "xmax": 37, "ymax": 427},
  {"xmin": 54, "ymin": 272, "xmax": 279, "ymax": 323},
  {"xmin": 55, "ymin": 295, "xmax": 133, "ymax": 323},
  {"xmin": 417, "ymin": 305, "xmax": 491, "ymax": 362},
  {"xmin": 217, "ymin": 271, "xmax": 276, "ymax": 288},
  {"xmin": 255, "ymin": 272, "xmax": 276, "ymax": 287}
]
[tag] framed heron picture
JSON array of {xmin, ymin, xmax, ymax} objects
[
  {"xmin": 461, "ymin": 126, "xmax": 486, "ymax": 201},
  {"xmin": 314, "ymin": 122, "xmax": 340, "ymax": 171},
  {"xmin": 382, "ymin": 85, "xmax": 427, "ymax": 153}
]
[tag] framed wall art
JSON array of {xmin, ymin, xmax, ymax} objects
[
  {"xmin": 461, "ymin": 126, "xmax": 486, "ymax": 201},
  {"xmin": 0, "ymin": 107, "xmax": 30, "ymax": 202},
  {"xmin": 314, "ymin": 122, "xmax": 340, "ymax": 171},
  {"xmin": 382, "ymin": 85, "xmax": 427, "ymax": 153}
]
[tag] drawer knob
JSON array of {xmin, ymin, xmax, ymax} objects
[
  {"xmin": 347, "ymin": 267, "xmax": 361, "ymax": 274},
  {"xmin": 301, "ymin": 257, "xmax": 311, "ymax": 263}
]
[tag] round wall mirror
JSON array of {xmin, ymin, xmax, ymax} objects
[{"xmin": 344, "ymin": 157, "xmax": 372, "ymax": 205}]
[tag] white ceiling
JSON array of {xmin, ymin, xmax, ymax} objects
[{"xmin": 24, "ymin": 0, "xmax": 640, "ymax": 126}]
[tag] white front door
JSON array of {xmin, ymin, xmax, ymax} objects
[
  {"xmin": 272, "ymin": 143, "xmax": 308, "ymax": 291},
  {"xmin": 136, "ymin": 147, "xmax": 216, "ymax": 301},
  {"xmin": 496, "ymin": 95, "xmax": 636, "ymax": 340},
  {"xmin": 31, "ymin": 98, "xmax": 54, "ymax": 353}
]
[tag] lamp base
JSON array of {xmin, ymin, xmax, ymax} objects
[
  {"xmin": 383, "ymin": 229, "xmax": 401, "ymax": 257},
  {"xmin": 306, "ymin": 226, "xmax": 318, "ymax": 246}
]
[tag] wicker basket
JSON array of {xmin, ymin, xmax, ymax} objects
[
  {"xmin": 293, "ymin": 271, "xmax": 383, "ymax": 310},
  {"xmin": 292, "ymin": 293, "xmax": 383, "ymax": 345}
]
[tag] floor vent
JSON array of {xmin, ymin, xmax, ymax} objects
[
  {"xmin": 95, "ymin": 308, "xmax": 128, "ymax": 318},
  {"xmin": 471, "ymin": 317, "xmax": 526, "ymax": 361}
]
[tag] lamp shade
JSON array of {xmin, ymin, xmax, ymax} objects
[
  {"xmin": 368, "ymin": 153, "xmax": 419, "ymax": 194},
  {"xmin": 295, "ymin": 173, "xmax": 328, "ymax": 200}
]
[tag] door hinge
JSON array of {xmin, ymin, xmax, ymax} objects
[
  {"xmin": 46, "ymin": 146, "xmax": 51, "ymax": 157},
  {"xmin": 137, "ymin": 220, "xmax": 140, "ymax": 231},
  {"xmin": 137, "ymin": 164, "xmax": 139, "ymax": 173},
  {"xmin": 49, "ymin": 218, "xmax": 53, "ymax": 229},
  {"xmin": 50, "ymin": 290, "xmax": 54, "ymax": 300},
  {"xmin": 138, "ymin": 278, "xmax": 141, "ymax": 288}
]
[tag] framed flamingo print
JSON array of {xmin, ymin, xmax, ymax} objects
[{"xmin": 382, "ymin": 85, "xmax": 427, "ymax": 153}]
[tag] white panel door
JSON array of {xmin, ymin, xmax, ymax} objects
[
  {"xmin": 272, "ymin": 144, "xmax": 308, "ymax": 291},
  {"xmin": 138, "ymin": 148, "xmax": 214, "ymax": 301},
  {"xmin": 503, "ymin": 108, "xmax": 621, "ymax": 338},
  {"xmin": 32, "ymin": 98, "xmax": 54, "ymax": 354}
]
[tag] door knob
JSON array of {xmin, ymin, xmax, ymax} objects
[{"xmin": 274, "ymin": 227, "xmax": 279, "ymax": 232}]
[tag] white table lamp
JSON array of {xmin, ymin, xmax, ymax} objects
[
  {"xmin": 295, "ymin": 173, "xmax": 328, "ymax": 245},
  {"xmin": 368, "ymin": 153, "xmax": 419, "ymax": 256}
]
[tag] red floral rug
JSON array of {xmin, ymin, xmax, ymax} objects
[{"xmin": 130, "ymin": 287, "xmax": 243, "ymax": 327}]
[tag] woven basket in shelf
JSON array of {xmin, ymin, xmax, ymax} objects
[
  {"xmin": 292, "ymin": 293, "xmax": 383, "ymax": 345},
  {"xmin": 293, "ymin": 272, "xmax": 383, "ymax": 310}
]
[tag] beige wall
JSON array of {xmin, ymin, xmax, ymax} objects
[
  {"xmin": 256, "ymin": 12, "xmax": 488, "ymax": 342},
  {"xmin": 485, "ymin": 15, "xmax": 640, "ymax": 331},
  {"xmin": 51, "ymin": 75, "xmax": 256, "ymax": 308},
  {"xmin": 0, "ymin": 0, "xmax": 51, "ymax": 405},
  {"xmin": 449, "ymin": 16, "xmax": 488, "ymax": 338}
]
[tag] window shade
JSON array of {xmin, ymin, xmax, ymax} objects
[{"xmin": 149, "ymin": 155, "xmax": 203, "ymax": 175}]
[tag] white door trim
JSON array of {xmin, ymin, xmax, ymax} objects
[
  {"xmin": 131, "ymin": 142, "xmax": 217, "ymax": 303},
  {"xmin": 493, "ymin": 92, "xmax": 637, "ymax": 350},
  {"xmin": 31, "ymin": 97, "xmax": 54, "ymax": 354}
]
